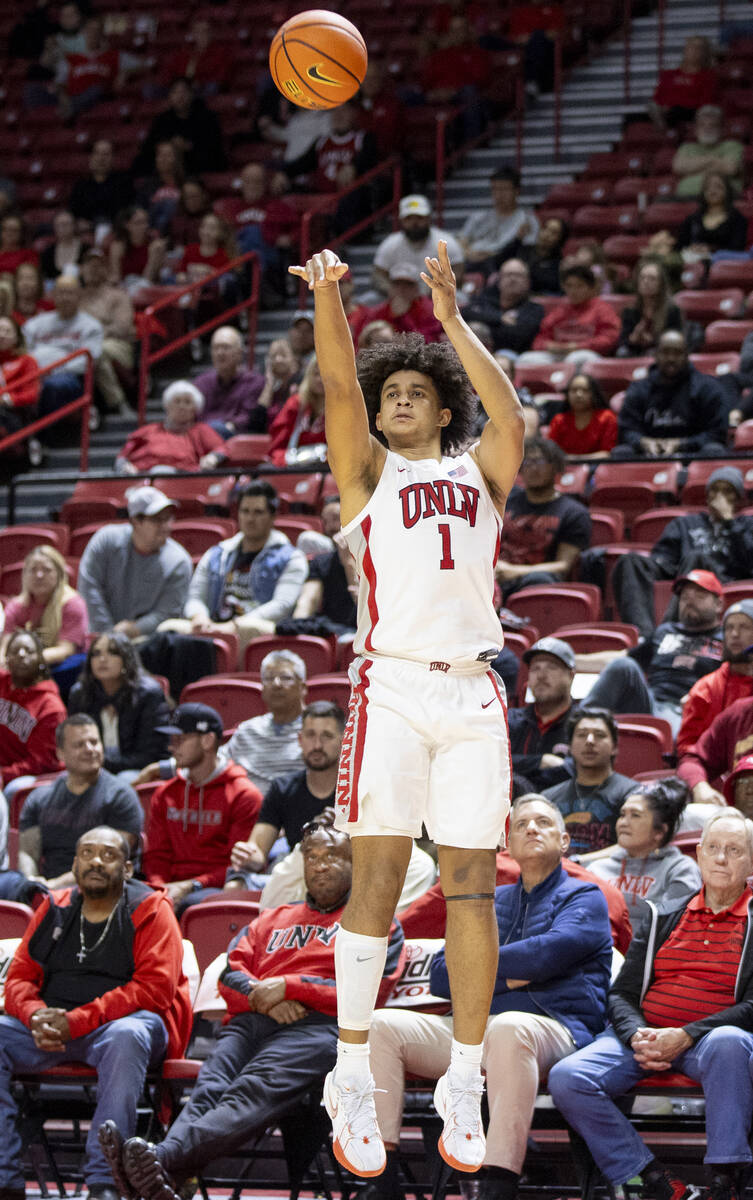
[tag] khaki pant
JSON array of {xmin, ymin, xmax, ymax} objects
[
  {"xmin": 370, "ymin": 1008, "xmax": 574, "ymax": 1172},
  {"xmin": 95, "ymin": 337, "xmax": 135, "ymax": 411}
]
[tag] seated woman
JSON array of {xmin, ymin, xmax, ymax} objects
[
  {"xmin": 584, "ymin": 778, "xmax": 701, "ymax": 916},
  {"xmin": 1, "ymin": 545, "xmax": 87, "ymax": 699},
  {"xmin": 0, "ymin": 213, "xmax": 38, "ymax": 276},
  {"xmin": 616, "ymin": 259, "xmax": 683, "ymax": 357},
  {"xmin": 650, "ymin": 35, "xmax": 716, "ymax": 129},
  {"xmin": 168, "ymin": 177, "xmax": 212, "ymax": 249},
  {"xmin": 547, "ymin": 373, "xmax": 618, "ymax": 459},
  {"xmin": 268, "ymin": 355, "xmax": 326, "ymax": 466},
  {"xmin": 12, "ymin": 262, "xmax": 54, "ymax": 326},
  {"xmin": 0, "ymin": 630, "xmax": 66, "ymax": 798},
  {"xmin": 68, "ymin": 632, "xmax": 170, "ymax": 782},
  {"xmin": 115, "ymin": 379, "xmax": 225, "ymax": 473},
  {"xmin": 136, "ymin": 140, "xmax": 184, "ymax": 234},
  {"xmin": 518, "ymin": 216, "xmax": 569, "ymax": 294},
  {"xmin": 39, "ymin": 209, "xmax": 87, "ymax": 283},
  {"xmin": 176, "ymin": 212, "xmax": 238, "ymax": 350},
  {"xmin": 108, "ymin": 206, "xmax": 167, "ymax": 291},
  {"xmin": 254, "ymin": 337, "xmax": 301, "ymax": 430},
  {"xmin": 0, "ymin": 316, "xmax": 40, "ymax": 438},
  {"xmin": 676, "ymin": 170, "xmax": 748, "ymax": 259}
]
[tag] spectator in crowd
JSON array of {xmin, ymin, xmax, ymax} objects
[
  {"xmin": 70, "ymin": 140, "xmax": 134, "ymax": 232},
  {"xmin": 11, "ymin": 0, "xmax": 83, "ymax": 67},
  {"xmin": 293, "ymin": 492, "xmax": 343, "ymax": 557},
  {"xmin": 356, "ymin": 59, "xmax": 403, "ymax": 162},
  {"xmin": 505, "ymin": 0, "xmax": 564, "ymax": 96},
  {"xmin": 676, "ymin": 170, "xmax": 748, "ymax": 258},
  {"xmin": 358, "ymin": 320, "xmax": 398, "ymax": 350},
  {"xmin": 283, "ymin": 528, "xmax": 358, "ymax": 638},
  {"xmin": 193, "ymin": 326, "xmax": 265, "ymax": 438},
  {"xmin": 115, "ymin": 380, "xmax": 225, "ymax": 474},
  {"xmin": 255, "ymin": 90, "xmax": 332, "ymax": 164},
  {"xmin": 134, "ymin": 140, "xmax": 184, "ymax": 235},
  {"xmin": 677, "ymin": 601, "xmax": 753, "ymax": 758},
  {"xmin": 462, "ymin": 258, "xmax": 544, "ymax": 356},
  {"xmin": 581, "ymin": 570, "xmax": 724, "ymax": 735},
  {"xmin": 56, "ymin": 14, "xmax": 143, "ymax": 122},
  {"xmin": 0, "ymin": 316, "xmax": 41, "ymax": 451},
  {"xmin": 678, "ymin": 694, "xmax": 753, "ymax": 806},
  {"xmin": 1, "ymin": 825, "xmax": 192, "ymax": 1200},
  {"xmin": 268, "ymin": 355, "xmax": 326, "ymax": 467},
  {"xmin": 543, "ymin": 708, "xmax": 637, "ymax": 855},
  {"xmin": 176, "ymin": 212, "xmax": 235, "ymax": 285},
  {"xmin": 108, "ymin": 207, "xmax": 167, "ymax": 289},
  {"xmin": 614, "ymin": 330, "xmax": 729, "ymax": 458},
  {"xmin": 586, "ymin": 778, "xmax": 701, "ymax": 915},
  {"xmin": 368, "ymin": 793, "xmax": 611, "ymax": 1200},
  {"xmin": 509, "ymin": 637, "xmax": 576, "ymax": 792},
  {"xmin": 286, "ymin": 309, "xmax": 315, "ymax": 362},
  {"xmin": 17, "ymin": 715, "xmax": 143, "ymax": 891},
  {"xmin": 672, "ymin": 105, "xmax": 744, "ymax": 199},
  {"xmin": 0, "ymin": 546, "xmax": 87, "ymax": 695},
  {"xmin": 255, "ymin": 337, "xmax": 301, "ymax": 428},
  {"xmin": 131, "ymin": 77, "xmax": 227, "ymax": 177},
  {"xmin": 78, "ymin": 486, "xmax": 192, "ymax": 640},
  {"xmin": 650, "ymin": 36, "xmax": 717, "ymax": 129},
  {"xmin": 517, "ymin": 265, "xmax": 621, "ymax": 367},
  {"xmin": 79, "ymin": 247, "xmax": 136, "ymax": 417},
  {"xmin": 732, "ymin": 332, "xmax": 753, "ymax": 427},
  {"xmin": 616, "ymin": 260, "xmax": 683, "ymax": 357},
  {"xmin": 0, "ymin": 630, "xmax": 66, "ymax": 800},
  {"xmin": 282, "ymin": 99, "xmax": 378, "ymax": 235},
  {"xmin": 495, "ymin": 438, "xmax": 592, "ymax": 598},
  {"xmin": 143, "ymin": 702, "xmax": 262, "ymax": 913},
  {"xmin": 610, "ymin": 467, "xmax": 753, "ymax": 637},
  {"xmin": 226, "ymin": 700, "xmax": 344, "ymax": 886},
  {"xmin": 517, "ymin": 216, "xmax": 569, "ymax": 295},
  {"xmin": 0, "ymin": 214, "xmax": 38, "ymax": 276},
  {"xmin": 459, "ymin": 166, "xmax": 539, "ymax": 278},
  {"xmin": 39, "ymin": 210, "xmax": 87, "ymax": 282},
  {"xmin": 168, "ymin": 178, "xmax": 213, "ymax": 249},
  {"xmin": 372, "ymin": 195, "xmax": 464, "ymax": 297},
  {"xmin": 219, "ymin": 650, "xmax": 306, "ymax": 792},
  {"xmin": 67, "ymin": 634, "xmax": 170, "ymax": 782},
  {"xmin": 23, "ymin": 274, "xmax": 104, "ymax": 426},
  {"xmin": 350, "ymin": 264, "xmax": 443, "ymax": 347},
  {"xmin": 213, "ymin": 162, "xmax": 299, "ymax": 300},
  {"xmin": 548, "ymin": 808, "xmax": 753, "ymax": 1200},
  {"xmin": 99, "ymin": 824, "xmax": 404, "ymax": 1200},
  {"xmin": 418, "ymin": 14, "xmax": 492, "ymax": 138},
  {"xmin": 158, "ymin": 15, "xmax": 234, "ymax": 95},
  {"xmin": 564, "ymin": 240, "xmax": 616, "ymax": 297},
  {"xmin": 723, "ymin": 755, "xmax": 753, "ymax": 815},
  {"xmin": 12, "ymin": 262, "xmax": 53, "ymax": 326},
  {"xmin": 547, "ymin": 373, "xmax": 618, "ymax": 459}
]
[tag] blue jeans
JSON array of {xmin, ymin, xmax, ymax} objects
[
  {"xmin": 0, "ymin": 1010, "xmax": 168, "ymax": 1187},
  {"xmin": 548, "ymin": 1025, "xmax": 753, "ymax": 1185},
  {"xmin": 583, "ymin": 656, "xmax": 682, "ymax": 736}
]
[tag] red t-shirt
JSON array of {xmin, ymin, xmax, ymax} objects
[
  {"xmin": 214, "ymin": 195, "xmax": 299, "ymax": 247},
  {"xmin": 4, "ymin": 592, "xmax": 89, "ymax": 651},
  {"xmin": 548, "ymin": 408, "xmax": 618, "ymax": 455},
  {"xmin": 179, "ymin": 245, "xmax": 230, "ymax": 274},
  {"xmin": 653, "ymin": 68, "xmax": 716, "ymax": 110},
  {"xmin": 0, "ymin": 352, "xmax": 41, "ymax": 408},
  {"xmin": 0, "ymin": 249, "xmax": 39, "ymax": 274},
  {"xmin": 119, "ymin": 421, "xmax": 225, "ymax": 471},
  {"xmin": 64, "ymin": 49, "xmax": 121, "ymax": 97}
]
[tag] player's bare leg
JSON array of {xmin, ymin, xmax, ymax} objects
[
  {"xmin": 325, "ymin": 834, "xmax": 413, "ymax": 1177},
  {"xmin": 433, "ymin": 845, "xmax": 498, "ymax": 1172}
]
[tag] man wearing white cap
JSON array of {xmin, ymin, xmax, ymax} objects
[
  {"xmin": 78, "ymin": 486, "xmax": 192, "ymax": 639},
  {"xmin": 372, "ymin": 195, "xmax": 464, "ymax": 297}
]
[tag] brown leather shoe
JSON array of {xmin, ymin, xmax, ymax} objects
[
  {"xmin": 98, "ymin": 1121, "xmax": 136, "ymax": 1200},
  {"xmin": 122, "ymin": 1139, "xmax": 180, "ymax": 1200}
]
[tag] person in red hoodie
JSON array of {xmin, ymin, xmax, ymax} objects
[
  {"xmin": 350, "ymin": 263, "xmax": 443, "ymax": 347},
  {"xmin": 99, "ymin": 823, "xmax": 405, "ymax": 1200},
  {"xmin": 0, "ymin": 825, "xmax": 192, "ymax": 1200},
  {"xmin": 143, "ymin": 702, "xmax": 262, "ymax": 914},
  {"xmin": 676, "ymin": 600, "xmax": 753, "ymax": 758},
  {"xmin": 0, "ymin": 315, "xmax": 40, "ymax": 443},
  {"xmin": 517, "ymin": 264, "xmax": 620, "ymax": 368},
  {"xmin": 0, "ymin": 630, "xmax": 66, "ymax": 801}
]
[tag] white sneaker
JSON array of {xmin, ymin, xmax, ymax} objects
[
  {"xmin": 323, "ymin": 1068, "xmax": 386, "ymax": 1177},
  {"xmin": 434, "ymin": 1069, "xmax": 486, "ymax": 1172}
]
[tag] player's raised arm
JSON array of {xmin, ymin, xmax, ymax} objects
[
  {"xmin": 422, "ymin": 242, "xmax": 525, "ymax": 508},
  {"xmin": 289, "ymin": 250, "xmax": 385, "ymax": 508}
]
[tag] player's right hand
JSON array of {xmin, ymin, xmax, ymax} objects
[{"xmin": 289, "ymin": 249, "xmax": 349, "ymax": 288}]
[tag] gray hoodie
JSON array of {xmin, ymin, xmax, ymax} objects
[{"xmin": 588, "ymin": 843, "xmax": 702, "ymax": 916}]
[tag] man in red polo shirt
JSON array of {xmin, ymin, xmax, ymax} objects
[{"xmin": 548, "ymin": 810, "xmax": 753, "ymax": 1200}]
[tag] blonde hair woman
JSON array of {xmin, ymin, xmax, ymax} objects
[{"xmin": 268, "ymin": 355, "xmax": 326, "ymax": 465}]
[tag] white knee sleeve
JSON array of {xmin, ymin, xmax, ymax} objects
[{"xmin": 335, "ymin": 927, "xmax": 389, "ymax": 1032}]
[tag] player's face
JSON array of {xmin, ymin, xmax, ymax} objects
[{"xmin": 376, "ymin": 370, "xmax": 450, "ymax": 449}]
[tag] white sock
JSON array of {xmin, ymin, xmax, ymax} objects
[
  {"xmin": 335, "ymin": 1038, "xmax": 372, "ymax": 1082},
  {"xmin": 334, "ymin": 927, "xmax": 388, "ymax": 1032},
  {"xmin": 450, "ymin": 1038, "xmax": 483, "ymax": 1081}
]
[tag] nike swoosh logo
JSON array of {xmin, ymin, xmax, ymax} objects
[
  {"xmin": 306, "ymin": 63, "xmax": 344, "ymax": 86},
  {"xmin": 482, "ymin": 698, "xmax": 497, "ymax": 709},
  {"xmin": 356, "ymin": 954, "xmax": 376, "ymax": 962},
  {"xmin": 397, "ymin": 467, "xmax": 406, "ymax": 473}
]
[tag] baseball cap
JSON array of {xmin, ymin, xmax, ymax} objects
[
  {"xmin": 706, "ymin": 466, "xmax": 745, "ymax": 499},
  {"xmin": 82, "ymin": 245, "xmax": 105, "ymax": 260},
  {"xmin": 722, "ymin": 752, "xmax": 753, "ymax": 804},
  {"xmin": 156, "ymin": 702, "xmax": 223, "ymax": 738},
  {"xmin": 522, "ymin": 636, "xmax": 576, "ymax": 670},
  {"xmin": 126, "ymin": 485, "xmax": 176, "ymax": 518},
  {"xmin": 292, "ymin": 309, "xmax": 314, "ymax": 324},
  {"xmin": 672, "ymin": 569, "xmax": 723, "ymax": 597},
  {"xmin": 723, "ymin": 599, "xmax": 753, "ymax": 625},
  {"xmin": 389, "ymin": 262, "xmax": 421, "ymax": 283},
  {"xmin": 399, "ymin": 194, "xmax": 431, "ymax": 218}
]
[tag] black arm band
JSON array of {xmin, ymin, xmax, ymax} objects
[{"xmin": 444, "ymin": 892, "xmax": 495, "ymax": 902}]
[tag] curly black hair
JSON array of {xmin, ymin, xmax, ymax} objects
[{"xmin": 356, "ymin": 333, "xmax": 477, "ymax": 456}]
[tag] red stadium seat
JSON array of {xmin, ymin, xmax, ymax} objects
[
  {"xmin": 169, "ymin": 519, "xmax": 235, "ymax": 557},
  {"xmin": 688, "ymin": 352, "xmax": 740, "ymax": 378},
  {"xmin": 588, "ymin": 509, "xmax": 625, "ymax": 545},
  {"xmin": 723, "ymin": 581, "xmax": 753, "ymax": 608},
  {"xmin": 553, "ymin": 623, "xmax": 640, "ymax": 652},
  {"xmin": 0, "ymin": 524, "xmax": 70, "ymax": 560},
  {"xmin": 0, "ymin": 900, "xmax": 34, "ymax": 937},
  {"xmin": 69, "ymin": 521, "xmax": 126, "ymax": 557},
  {"xmin": 153, "ymin": 475, "xmax": 237, "ymax": 516},
  {"xmin": 571, "ymin": 205, "xmax": 641, "ymax": 235},
  {"xmin": 304, "ymin": 674, "xmax": 352, "ymax": 711},
  {"xmin": 193, "ymin": 631, "xmax": 239, "ymax": 674},
  {"xmin": 708, "ymin": 260, "xmax": 753, "ymax": 290},
  {"xmin": 631, "ymin": 506, "xmax": 702, "ymax": 544},
  {"xmin": 544, "ymin": 180, "xmax": 612, "ymax": 210},
  {"xmin": 257, "ymin": 472, "xmax": 324, "ymax": 513},
  {"xmin": 514, "ymin": 362, "xmax": 575, "ymax": 395},
  {"xmin": 674, "ymin": 289, "xmax": 745, "ymax": 326},
  {"xmin": 586, "ymin": 357, "xmax": 651, "ymax": 399},
  {"xmin": 603, "ymin": 234, "xmax": 651, "ymax": 266},
  {"xmin": 583, "ymin": 151, "xmax": 645, "ymax": 178},
  {"xmin": 221, "ymin": 434, "xmax": 272, "ymax": 466},
  {"xmin": 555, "ymin": 464, "xmax": 591, "ymax": 497},
  {"xmin": 641, "ymin": 201, "xmax": 696, "ymax": 232},
  {"xmin": 704, "ymin": 320, "xmax": 753, "ymax": 351},
  {"xmin": 590, "ymin": 461, "xmax": 681, "ymax": 522},
  {"xmin": 614, "ymin": 716, "xmax": 674, "ymax": 776},
  {"xmin": 681, "ymin": 459, "xmax": 750, "ymax": 504},
  {"xmin": 505, "ymin": 584, "xmax": 602, "ymax": 635},
  {"xmin": 734, "ymin": 420, "xmax": 753, "ymax": 449},
  {"xmin": 181, "ymin": 899, "xmax": 260, "ymax": 974},
  {"xmin": 275, "ymin": 515, "xmax": 322, "ymax": 541},
  {"xmin": 179, "ymin": 677, "xmax": 264, "ymax": 724},
  {"xmin": 243, "ymin": 634, "xmax": 337, "ymax": 677}
]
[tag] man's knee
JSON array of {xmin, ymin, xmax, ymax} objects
[
  {"xmin": 547, "ymin": 1055, "xmax": 593, "ymax": 1103},
  {"xmin": 698, "ymin": 1025, "xmax": 753, "ymax": 1062},
  {"xmin": 96, "ymin": 1015, "xmax": 160, "ymax": 1062},
  {"xmin": 486, "ymin": 1011, "xmax": 535, "ymax": 1054}
]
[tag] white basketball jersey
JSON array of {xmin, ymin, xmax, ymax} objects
[{"xmin": 341, "ymin": 449, "xmax": 504, "ymax": 670}]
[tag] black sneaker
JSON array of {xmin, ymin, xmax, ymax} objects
[
  {"xmin": 639, "ymin": 1170, "xmax": 707, "ymax": 1200},
  {"xmin": 707, "ymin": 1174, "xmax": 740, "ymax": 1200}
]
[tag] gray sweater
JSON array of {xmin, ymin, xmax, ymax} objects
[
  {"xmin": 588, "ymin": 843, "xmax": 702, "ymax": 916},
  {"xmin": 78, "ymin": 523, "xmax": 192, "ymax": 635}
]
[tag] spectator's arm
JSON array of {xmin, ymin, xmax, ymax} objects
[
  {"xmin": 134, "ymin": 554, "xmax": 192, "ymax": 637},
  {"xmin": 183, "ymin": 548, "xmax": 214, "ymax": 622},
  {"xmin": 617, "ymin": 383, "xmax": 650, "ymax": 449},
  {"xmin": 18, "ymin": 827, "xmax": 41, "ymax": 877},
  {"xmin": 292, "ymin": 578, "xmax": 323, "ymax": 618},
  {"xmin": 608, "ymin": 918, "xmax": 654, "ymax": 1045}
]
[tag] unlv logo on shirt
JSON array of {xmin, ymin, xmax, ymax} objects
[
  {"xmin": 399, "ymin": 480, "xmax": 480, "ymax": 529},
  {"xmin": 266, "ymin": 923, "xmax": 340, "ymax": 951}
]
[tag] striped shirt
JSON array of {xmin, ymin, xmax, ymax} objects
[
  {"xmin": 642, "ymin": 887, "xmax": 751, "ymax": 1028},
  {"xmin": 219, "ymin": 713, "xmax": 303, "ymax": 796}
]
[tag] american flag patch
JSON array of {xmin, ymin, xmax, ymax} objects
[{"xmin": 447, "ymin": 465, "xmax": 468, "ymax": 478}]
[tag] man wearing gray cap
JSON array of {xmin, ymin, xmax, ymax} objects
[
  {"xmin": 676, "ymin": 599, "xmax": 753, "ymax": 757},
  {"xmin": 508, "ymin": 637, "xmax": 576, "ymax": 791},
  {"xmin": 372, "ymin": 195, "xmax": 464, "ymax": 297},
  {"xmin": 611, "ymin": 464, "xmax": 753, "ymax": 638},
  {"xmin": 77, "ymin": 486, "xmax": 191, "ymax": 640}
]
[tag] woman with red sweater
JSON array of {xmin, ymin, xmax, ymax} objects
[
  {"xmin": 0, "ymin": 214, "xmax": 38, "ymax": 277},
  {"xmin": 268, "ymin": 355, "xmax": 326, "ymax": 465},
  {"xmin": 116, "ymin": 379, "xmax": 225, "ymax": 473},
  {"xmin": 547, "ymin": 373, "xmax": 618, "ymax": 459},
  {"xmin": 0, "ymin": 317, "xmax": 40, "ymax": 461},
  {"xmin": 0, "ymin": 630, "xmax": 66, "ymax": 799}
]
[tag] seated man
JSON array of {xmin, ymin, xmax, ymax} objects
[
  {"xmin": 581, "ymin": 570, "xmax": 724, "ymax": 735},
  {"xmin": 24, "ymin": 273, "xmax": 103, "ymax": 422},
  {"xmin": 372, "ymin": 194, "xmax": 464, "ymax": 297},
  {"xmin": 280, "ymin": 525, "xmax": 358, "ymax": 637},
  {"xmin": 98, "ymin": 825, "xmax": 405, "ymax": 1200},
  {"xmin": 0, "ymin": 825, "xmax": 192, "ymax": 1200},
  {"xmin": 458, "ymin": 166, "xmax": 539, "ymax": 279},
  {"xmin": 543, "ymin": 707, "xmax": 637, "ymax": 855},
  {"xmin": 516, "ymin": 265, "xmax": 620, "ymax": 367},
  {"xmin": 678, "ymin": 694, "xmax": 753, "ymax": 806},
  {"xmin": 495, "ymin": 438, "xmax": 592, "ymax": 599},
  {"xmin": 193, "ymin": 326, "xmax": 266, "ymax": 439},
  {"xmin": 508, "ymin": 637, "xmax": 577, "ymax": 793},
  {"xmin": 368, "ymin": 794, "xmax": 611, "ymax": 1200},
  {"xmin": 220, "ymin": 649, "xmax": 306, "ymax": 792},
  {"xmin": 548, "ymin": 809, "xmax": 753, "ymax": 1200},
  {"xmin": 672, "ymin": 104, "xmax": 744, "ymax": 198},
  {"xmin": 79, "ymin": 246, "xmax": 136, "ymax": 417},
  {"xmin": 350, "ymin": 263, "xmax": 443, "ymax": 346},
  {"xmin": 676, "ymin": 600, "xmax": 753, "ymax": 758},
  {"xmin": 143, "ymin": 703, "xmax": 262, "ymax": 914},
  {"xmin": 463, "ymin": 258, "xmax": 544, "ymax": 357}
]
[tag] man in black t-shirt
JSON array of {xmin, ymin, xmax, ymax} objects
[{"xmin": 495, "ymin": 437, "xmax": 591, "ymax": 598}]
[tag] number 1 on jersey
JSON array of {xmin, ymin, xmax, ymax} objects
[{"xmin": 438, "ymin": 523, "xmax": 455, "ymax": 570}]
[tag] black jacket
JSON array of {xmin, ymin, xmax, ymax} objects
[
  {"xmin": 463, "ymin": 294, "xmax": 544, "ymax": 353},
  {"xmin": 652, "ymin": 511, "xmax": 753, "ymax": 583},
  {"xmin": 67, "ymin": 675, "xmax": 170, "ymax": 774},
  {"xmin": 618, "ymin": 363, "xmax": 728, "ymax": 452},
  {"xmin": 609, "ymin": 892, "xmax": 753, "ymax": 1046},
  {"xmin": 508, "ymin": 701, "xmax": 574, "ymax": 790}
]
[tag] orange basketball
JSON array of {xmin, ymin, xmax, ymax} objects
[{"xmin": 269, "ymin": 9, "xmax": 368, "ymax": 110}]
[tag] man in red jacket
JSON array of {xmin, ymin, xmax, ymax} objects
[
  {"xmin": 100, "ymin": 824, "xmax": 405, "ymax": 1200},
  {"xmin": 517, "ymin": 264, "xmax": 620, "ymax": 367},
  {"xmin": 676, "ymin": 600, "xmax": 753, "ymax": 757},
  {"xmin": 0, "ymin": 825, "xmax": 192, "ymax": 1200},
  {"xmin": 143, "ymin": 703, "xmax": 262, "ymax": 914}
]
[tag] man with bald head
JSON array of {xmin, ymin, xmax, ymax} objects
[
  {"xmin": 100, "ymin": 824, "xmax": 405, "ymax": 1200},
  {"xmin": 24, "ymin": 274, "xmax": 104, "ymax": 425},
  {"xmin": 193, "ymin": 325, "xmax": 266, "ymax": 437}
]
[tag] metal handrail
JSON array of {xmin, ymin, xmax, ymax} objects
[
  {"xmin": 0, "ymin": 348, "xmax": 92, "ymax": 470},
  {"xmin": 137, "ymin": 250, "xmax": 261, "ymax": 421}
]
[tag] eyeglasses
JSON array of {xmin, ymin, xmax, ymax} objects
[{"xmin": 261, "ymin": 673, "xmax": 299, "ymax": 686}]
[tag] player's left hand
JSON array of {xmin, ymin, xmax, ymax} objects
[
  {"xmin": 289, "ymin": 249, "xmax": 349, "ymax": 289},
  {"xmin": 421, "ymin": 240, "xmax": 459, "ymax": 324}
]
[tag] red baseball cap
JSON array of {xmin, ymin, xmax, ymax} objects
[
  {"xmin": 672, "ymin": 569, "xmax": 723, "ymax": 597},
  {"xmin": 723, "ymin": 753, "xmax": 753, "ymax": 804}
]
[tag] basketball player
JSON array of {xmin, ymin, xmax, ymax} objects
[{"xmin": 289, "ymin": 243, "xmax": 524, "ymax": 1178}]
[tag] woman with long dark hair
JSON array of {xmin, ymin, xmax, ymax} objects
[
  {"xmin": 617, "ymin": 259, "xmax": 683, "ymax": 356},
  {"xmin": 547, "ymin": 373, "xmax": 618, "ymax": 459},
  {"xmin": 677, "ymin": 169, "xmax": 748, "ymax": 258}
]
